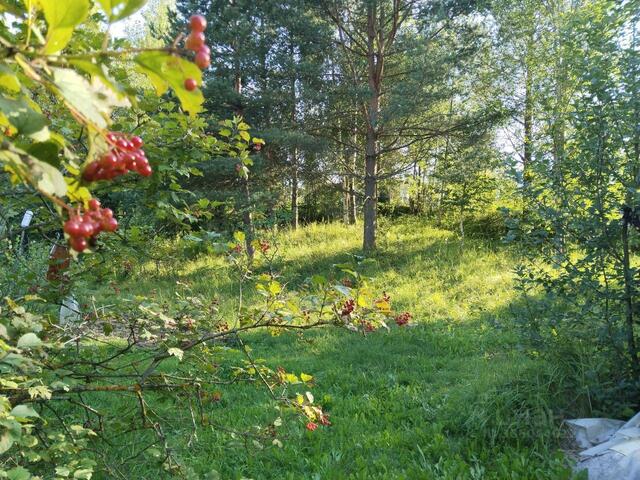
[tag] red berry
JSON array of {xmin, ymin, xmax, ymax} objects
[
  {"xmin": 88, "ymin": 199, "xmax": 100, "ymax": 210},
  {"xmin": 101, "ymin": 152, "xmax": 118, "ymax": 169},
  {"xmin": 116, "ymin": 138, "xmax": 130, "ymax": 150},
  {"xmin": 106, "ymin": 132, "xmax": 117, "ymax": 143},
  {"xmin": 102, "ymin": 208, "xmax": 113, "ymax": 218},
  {"xmin": 186, "ymin": 32, "xmax": 205, "ymax": 51},
  {"xmin": 82, "ymin": 162, "xmax": 100, "ymax": 181},
  {"xmin": 306, "ymin": 422, "xmax": 318, "ymax": 432},
  {"xmin": 79, "ymin": 221, "xmax": 94, "ymax": 237},
  {"xmin": 195, "ymin": 51, "xmax": 210, "ymax": 69},
  {"xmin": 69, "ymin": 236, "xmax": 88, "ymax": 252},
  {"xmin": 139, "ymin": 164, "xmax": 153, "ymax": 177},
  {"xmin": 64, "ymin": 219, "xmax": 82, "ymax": 236},
  {"xmin": 184, "ymin": 78, "xmax": 198, "ymax": 91},
  {"xmin": 190, "ymin": 14, "xmax": 207, "ymax": 32},
  {"xmin": 130, "ymin": 136, "xmax": 143, "ymax": 149},
  {"xmin": 102, "ymin": 217, "xmax": 118, "ymax": 232},
  {"xmin": 198, "ymin": 45, "xmax": 211, "ymax": 56}
]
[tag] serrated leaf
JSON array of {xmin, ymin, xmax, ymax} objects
[
  {"xmin": 17, "ymin": 333, "xmax": 41, "ymax": 349},
  {"xmin": 334, "ymin": 285, "xmax": 351, "ymax": 297},
  {"xmin": 167, "ymin": 347, "xmax": 184, "ymax": 361},
  {"xmin": 268, "ymin": 281, "xmax": 282, "ymax": 296},
  {"xmin": 134, "ymin": 51, "xmax": 203, "ymax": 115},
  {"xmin": 0, "ymin": 95, "xmax": 49, "ymax": 138},
  {"xmin": 0, "ymin": 66, "xmax": 20, "ymax": 92},
  {"xmin": 53, "ymin": 68, "xmax": 129, "ymax": 129},
  {"xmin": 10, "ymin": 405, "xmax": 40, "ymax": 419},
  {"xmin": 37, "ymin": 0, "xmax": 90, "ymax": 54},
  {"xmin": 6, "ymin": 466, "xmax": 30, "ymax": 480},
  {"xmin": 97, "ymin": 0, "xmax": 146, "ymax": 22},
  {"xmin": 70, "ymin": 59, "xmax": 127, "ymax": 99}
]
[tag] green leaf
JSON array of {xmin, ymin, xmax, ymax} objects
[
  {"xmin": 0, "ymin": 95, "xmax": 49, "ymax": 138},
  {"xmin": 69, "ymin": 59, "xmax": 127, "ymax": 99},
  {"xmin": 6, "ymin": 466, "xmax": 30, "ymax": 480},
  {"xmin": 1, "ymin": 149, "xmax": 68, "ymax": 197},
  {"xmin": 167, "ymin": 347, "xmax": 183, "ymax": 361},
  {"xmin": 0, "ymin": 430, "xmax": 15, "ymax": 455},
  {"xmin": 97, "ymin": 0, "xmax": 146, "ymax": 22},
  {"xmin": 17, "ymin": 333, "xmax": 42, "ymax": 349},
  {"xmin": 37, "ymin": 0, "xmax": 90, "ymax": 54},
  {"xmin": 334, "ymin": 285, "xmax": 351, "ymax": 297},
  {"xmin": 10, "ymin": 405, "xmax": 40, "ymax": 419},
  {"xmin": 134, "ymin": 51, "xmax": 204, "ymax": 115},
  {"xmin": 52, "ymin": 68, "xmax": 130, "ymax": 129},
  {"xmin": 0, "ymin": 66, "xmax": 20, "ymax": 92},
  {"xmin": 233, "ymin": 231, "xmax": 246, "ymax": 243},
  {"xmin": 27, "ymin": 140, "xmax": 62, "ymax": 166},
  {"xmin": 239, "ymin": 130, "xmax": 250, "ymax": 142},
  {"xmin": 268, "ymin": 281, "xmax": 282, "ymax": 296}
]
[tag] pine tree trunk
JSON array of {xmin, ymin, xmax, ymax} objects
[
  {"xmin": 363, "ymin": 2, "xmax": 380, "ymax": 251},
  {"xmin": 291, "ymin": 150, "xmax": 299, "ymax": 229}
]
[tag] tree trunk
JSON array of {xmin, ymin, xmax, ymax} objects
[
  {"xmin": 291, "ymin": 150, "xmax": 299, "ymax": 229},
  {"xmin": 622, "ymin": 209, "xmax": 639, "ymax": 374},
  {"xmin": 363, "ymin": 2, "xmax": 381, "ymax": 251},
  {"xmin": 523, "ymin": 55, "xmax": 533, "ymax": 211},
  {"xmin": 349, "ymin": 127, "xmax": 358, "ymax": 224}
]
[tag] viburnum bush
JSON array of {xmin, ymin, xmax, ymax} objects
[{"xmin": 0, "ymin": 2, "xmax": 411, "ymax": 477}]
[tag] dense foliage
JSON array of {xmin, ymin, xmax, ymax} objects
[{"xmin": 2, "ymin": 0, "xmax": 640, "ymax": 477}]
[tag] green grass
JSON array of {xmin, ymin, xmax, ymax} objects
[{"xmin": 73, "ymin": 219, "xmax": 577, "ymax": 479}]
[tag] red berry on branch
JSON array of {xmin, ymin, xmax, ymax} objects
[
  {"xmin": 69, "ymin": 236, "xmax": 88, "ymax": 253},
  {"xmin": 198, "ymin": 45, "xmax": 211, "ymax": 56},
  {"xmin": 88, "ymin": 198, "xmax": 100, "ymax": 210},
  {"xmin": 139, "ymin": 164, "xmax": 153, "ymax": 177},
  {"xmin": 116, "ymin": 138, "xmax": 130, "ymax": 150},
  {"xmin": 82, "ymin": 162, "xmax": 100, "ymax": 181},
  {"xmin": 100, "ymin": 152, "xmax": 118, "ymax": 169},
  {"xmin": 195, "ymin": 51, "xmax": 210, "ymax": 69},
  {"xmin": 79, "ymin": 221, "xmax": 94, "ymax": 237},
  {"xmin": 190, "ymin": 14, "xmax": 207, "ymax": 32},
  {"xmin": 186, "ymin": 31, "xmax": 205, "ymax": 51},
  {"xmin": 184, "ymin": 78, "xmax": 198, "ymax": 91},
  {"xmin": 130, "ymin": 136, "xmax": 143, "ymax": 149},
  {"xmin": 102, "ymin": 208, "xmax": 113, "ymax": 218},
  {"xmin": 306, "ymin": 422, "xmax": 318, "ymax": 432},
  {"xmin": 102, "ymin": 217, "xmax": 118, "ymax": 232},
  {"xmin": 64, "ymin": 218, "xmax": 82, "ymax": 236}
]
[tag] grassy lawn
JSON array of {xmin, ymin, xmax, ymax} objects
[{"xmin": 73, "ymin": 220, "xmax": 576, "ymax": 479}]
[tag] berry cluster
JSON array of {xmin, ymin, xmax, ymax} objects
[
  {"xmin": 184, "ymin": 15, "xmax": 210, "ymax": 91},
  {"xmin": 63, "ymin": 199, "xmax": 117, "ymax": 252},
  {"xmin": 341, "ymin": 299, "xmax": 355, "ymax": 317},
  {"xmin": 258, "ymin": 239, "xmax": 270, "ymax": 254},
  {"xmin": 361, "ymin": 320, "xmax": 375, "ymax": 332},
  {"xmin": 395, "ymin": 311, "xmax": 412, "ymax": 327},
  {"xmin": 305, "ymin": 422, "xmax": 318, "ymax": 432},
  {"xmin": 83, "ymin": 132, "xmax": 151, "ymax": 181},
  {"xmin": 378, "ymin": 292, "xmax": 391, "ymax": 303}
]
